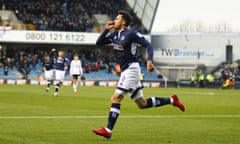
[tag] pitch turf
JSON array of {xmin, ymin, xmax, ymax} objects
[{"xmin": 0, "ymin": 84, "xmax": 240, "ymax": 144}]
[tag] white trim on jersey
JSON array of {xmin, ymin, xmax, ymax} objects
[{"xmin": 70, "ymin": 60, "xmax": 83, "ymax": 76}]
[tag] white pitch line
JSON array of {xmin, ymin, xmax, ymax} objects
[
  {"xmin": 179, "ymin": 91, "xmax": 215, "ymax": 95},
  {"xmin": 0, "ymin": 115, "xmax": 240, "ymax": 119}
]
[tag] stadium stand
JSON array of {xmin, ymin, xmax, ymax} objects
[
  {"xmin": 141, "ymin": 66, "xmax": 160, "ymax": 81},
  {"xmin": 26, "ymin": 61, "xmax": 161, "ymax": 81},
  {"xmin": 0, "ymin": 67, "xmax": 22, "ymax": 79},
  {"xmin": 0, "ymin": 0, "xmax": 159, "ymax": 82},
  {"xmin": 0, "ymin": 0, "xmax": 148, "ymax": 33},
  {"xmin": 0, "ymin": 42, "xmax": 161, "ymax": 81}
]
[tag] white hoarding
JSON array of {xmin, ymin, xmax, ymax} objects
[
  {"xmin": 0, "ymin": 30, "xmax": 99, "ymax": 45},
  {"xmin": 151, "ymin": 33, "xmax": 240, "ymax": 67}
]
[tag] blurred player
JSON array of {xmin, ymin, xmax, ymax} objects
[
  {"xmin": 42, "ymin": 54, "xmax": 54, "ymax": 92},
  {"xmin": 92, "ymin": 10, "xmax": 185, "ymax": 139},
  {"xmin": 54, "ymin": 50, "xmax": 68, "ymax": 96},
  {"xmin": 69, "ymin": 54, "xmax": 83, "ymax": 94}
]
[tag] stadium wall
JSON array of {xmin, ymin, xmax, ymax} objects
[
  {"xmin": 0, "ymin": 29, "xmax": 99, "ymax": 45},
  {"xmin": 3, "ymin": 30, "xmax": 239, "ymax": 68},
  {"xmin": 2, "ymin": 78, "xmax": 240, "ymax": 89},
  {"xmin": 151, "ymin": 33, "xmax": 240, "ymax": 67},
  {"xmin": 0, "ymin": 29, "xmax": 150, "ymax": 44},
  {"xmin": 0, "ymin": 79, "xmax": 161, "ymax": 88}
]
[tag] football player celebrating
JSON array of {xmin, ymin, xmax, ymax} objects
[
  {"xmin": 92, "ymin": 10, "xmax": 185, "ymax": 139},
  {"xmin": 42, "ymin": 54, "xmax": 54, "ymax": 92},
  {"xmin": 69, "ymin": 54, "xmax": 83, "ymax": 94},
  {"xmin": 54, "ymin": 50, "xmax": 67, "ymax": 96}
]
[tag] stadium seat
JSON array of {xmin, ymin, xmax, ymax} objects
[{"xmin": 0, "ymin": 67, "xmax": 22, "ymax": 79}]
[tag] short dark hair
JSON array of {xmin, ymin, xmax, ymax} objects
[{"xmin": 117, "ymin": 10, "xmax": 132, "ymax": 27}]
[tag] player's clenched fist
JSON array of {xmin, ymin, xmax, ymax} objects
[
  {"xmin": 147, "ymin": 60, "xmax": 154, "ymax": 72},
  {"xmin": 105, "ymin": 21, "xmax": 114, "ymax": 30}
]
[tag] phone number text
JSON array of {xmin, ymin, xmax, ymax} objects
[{"xmin": 25, "ymin": 32, "xmax": 85, "ymax": 42}]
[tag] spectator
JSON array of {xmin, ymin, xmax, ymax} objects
[
  {"xmin": 189, "ymin": 74, "xmax": 196, "ymax": 87},
  {"xmin": 92, "ymin": 62, "xmax": 99, "ymax": 71},
  {"xmin": 84, "ymin": 63, "xmax": 90, "ymax": 73},
  {"xmin": 3, "ymin": 63, "xmax": 8, "ymax": 76}
]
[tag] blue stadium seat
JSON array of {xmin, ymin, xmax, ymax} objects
[
  {"xmin": 83, "ymin": 69, "xmax": 119, "ymax": 81},
  {"xmin": 141, "ymin": 66, "xmax": 161, "ymax": 81},
  {"xmin": 0, "ymin": 67, "xmax": 22, "ymax": 79},
  {"xmin": 27, "ymin": 63, "xmax": 44, "ymax": 79},
  {"xmin": 25, "ymin": 63, "xmax": 161, "ymax": 81}
]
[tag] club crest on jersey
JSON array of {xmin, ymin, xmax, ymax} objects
[{"xmin": 113, "ymin": 44, "xmax": 124, "ymax": 50}]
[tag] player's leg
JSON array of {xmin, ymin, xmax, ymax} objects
[
  {"xmin": 54, "ymin": 80, "xmax": 60, "ymax": 96},
  {"xmin": 46, "ymin": 78, "xmax": 51, "ymax": 92},
  {"xmin": 75, "ymin": 75, "xmax": 81, "ymax": 93},
  {"xmin": 92, "ymin": 92, "xmax": 124, "ymax": 138},
  {"xmin": 46, "ymin": 79, "xmax": 51, "ymax": 91},
  {"xmin": 45, "ymin": 70, "xmax": 52, "ymax": 92},
  {"xmin": 93, "ymin": 63, "xmax": 144, "ymax": 138},
  {"xmin": 93, "ymin": 69, "xmax": 128, "ymax": 139},
  {"xmin": 132, "ymin": 89, "xmax": 185, "ymax": 111},
  {"xmin": 54, "ymin": 70, "xmax": 59, "ymax": 96},
  {"xmin": 54, "ymin": 70, "xmax": 65, "ymax": 96},
  {"xmin": 72, "ymin": 75, "xmax": 77, "ymax": 93},
  {"xmin": 131, "ymin": 63, "xmax": 185, "ymax": 111},
  {"xmin": 107, "ymin": 92, "xmax": 124, "ymax": 132}
]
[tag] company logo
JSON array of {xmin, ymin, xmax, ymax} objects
[
  {"xmin": 161, "ymin": 48, "xmax": 205, "ymax": 57},
  {"xmin": 113, "ymin": 44, "xmax": 124, "ymax": 50}
]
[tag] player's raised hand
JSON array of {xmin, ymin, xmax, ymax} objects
[
  {"xmin": 147, "ymin": 60, "xmax": 154, "ymax": 72},
  {"xmin": 105, "ymin": 21, "xmax": 114, "ymax": 30}
]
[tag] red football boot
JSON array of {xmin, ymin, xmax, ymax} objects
[
  {"xmin": 171, "ymin": 95, "xmax": 185, "ymax": 112},
  {"xmin": 92, "ymin": 128, "xmax": 112, "ymax": 139}
]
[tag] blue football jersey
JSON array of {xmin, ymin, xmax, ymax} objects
[
  {"xmin": 96, "ymin": 29, "xmax": 153, "ymax": 71},
  {"xmin": 43, "ymin": 58, "xmax": 54, "ymax": 71},
  {"xmin": 54, "ymin": 56, "xmax": 67, "ymax": 71}
]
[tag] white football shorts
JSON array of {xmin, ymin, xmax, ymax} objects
[
  {"xmin": 115, "ymin": 62, "xmax": 143, "ymax": 101},
  {"xmin": 55, "ymin": 70, "xmax": 65, "ymax": 81},
  {"xmin": 44, "ymin": 70, "xmax": 54, "ymax": 80}
]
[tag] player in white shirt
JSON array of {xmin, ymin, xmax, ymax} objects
[{"xmin": 69, "ymin": 54, "xmax": 83, "ymax": 94}]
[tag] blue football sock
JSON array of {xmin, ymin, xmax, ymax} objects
[
  {"xmin": 106, "ymin": 103, "xmax": 121, "ymax": 131},
  {"xmin": 144, "ymin": 97, "xmax": 171, "ymax": 108},
  {"xmin": 55, "ymin": 83, "xmax": 60, "ymax": 92}
]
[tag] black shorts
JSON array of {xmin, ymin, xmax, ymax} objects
[{"xmin": 72, "ymin": 74, "xmax": 81, "ymax": 80}]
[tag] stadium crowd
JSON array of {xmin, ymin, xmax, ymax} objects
[
  {"xmin": 0, "ymin": 0, "xmax": 147, "ymax": 33},
  {"xmin": 0, "ymin": 46, "xmax": 117, "ymax": 77},
  {"xmin": 0, "ymin": 44, "xmax": 151, "ymax": 80}
]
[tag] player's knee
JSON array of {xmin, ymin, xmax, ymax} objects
[
  {"xmin": 111, "ymin": 97, "xmax": 121, "ymax": 103},
  {"xmin": 135, "ymin": 98, "xmax": 147, "ymax": 109},
  {"xmin": 137, "ymin": 103, "xmax": 147, "ymax": 109},
  {"xmin": 111, "ymin": 93, "xmax": 123, "ymax": 103}
]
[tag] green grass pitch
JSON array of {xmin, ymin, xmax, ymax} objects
[{"xmin": 0, "ymin": 84, "xmax": 240, "ymax": 144}]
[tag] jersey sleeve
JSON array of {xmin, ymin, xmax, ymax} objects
[
  {"xmin": 132, "ymin": 31, "xmax": 153, "ymax": 61},
  {"xmin": 96, "ymin": 29, "xmax": 113, "ymax": 46}
]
